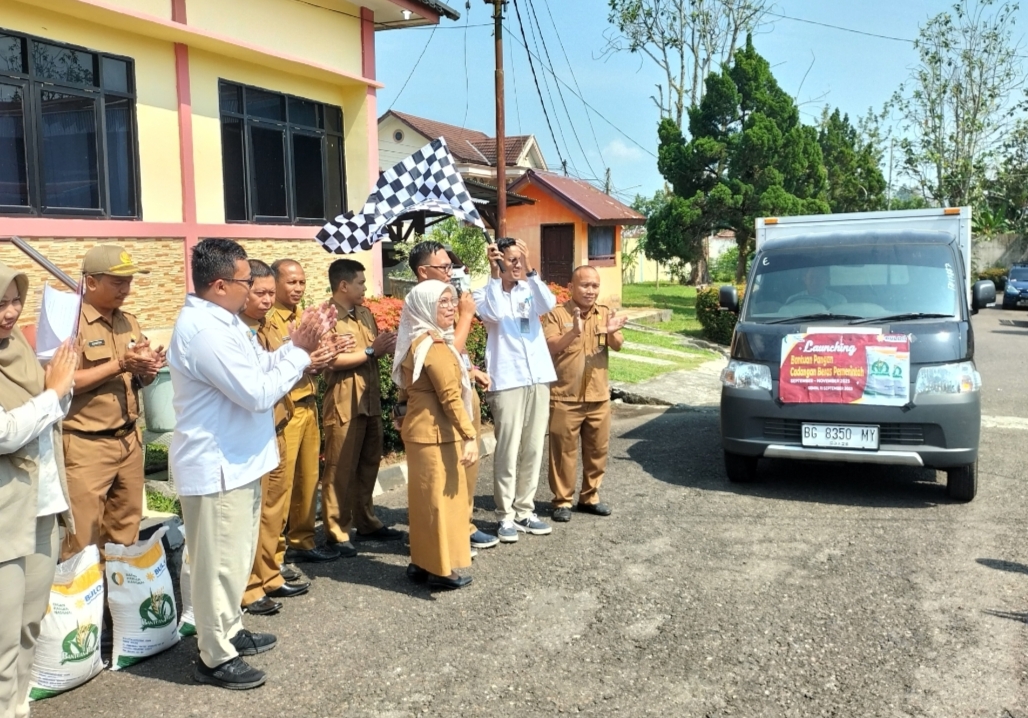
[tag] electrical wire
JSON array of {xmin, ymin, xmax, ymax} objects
[
  {"xmin": 510, "ymin": 0, "xmax": 568, "ymax": 175},
  {"xmin": 525, "ymin": 0, "xmax": 598, "ymax": 179},
  {"xmin": 503, "ymin": 24, "xmax": 657, "ymax": 160},
  {"xmin": 508, "ymin": 23, "xmax": 524, "ymax": 134},
  {"xmin": 387, "ymin": 25, "xmax": 437, "ymax": 111}
]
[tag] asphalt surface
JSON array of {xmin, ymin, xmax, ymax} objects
[{"xmin": 31, "ymin": 306, "xmax": 1028, "ymax": 717}]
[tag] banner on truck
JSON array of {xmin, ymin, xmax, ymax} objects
[{"xmin": 780, "ymin": 330, "xmax": 910, "ymax": 405}]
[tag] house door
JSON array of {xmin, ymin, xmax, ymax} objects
[{"xmin": 541, "ymin": 224, "xmax": 574, "ymax": 287}]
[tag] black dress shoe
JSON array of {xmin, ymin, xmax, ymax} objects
[
  {"xmin": 194, "ymin": 656, "xmax": 266, "ymax": 690},
  {"xmin": 279, "ymin": 564, "xmax": 303, "ymax": 582},
  {"xmin": 427, "ymin": 572, "xmax": 473, "ymax": 590},
  {"xmin": 242, "ymin": 597, "xmax": 282, "ymax": 616},
  {"xmin": 327, "ymin": 541, "xmax": 358, "ymax": 558},
  {"xmin": 284, "ymin": 545, "xmax": 340, "ymax": 563},
  {"xmin": 229, "ymin": 628, "xmax": 278, "ymax": 656},
  {"xmin": 406, "ymin": 563, "xmax": 428, "ymax": 583},
  {"xmin": 552, "ymin": 507, "xmax": 572, "ymax": 522},
  {"xmin": 266, "ymin": 581, "xmax": 310, "ymax": 599},
  {"xmin": 355, "ymin": 526, "xmax": 405, "ymax": 542},
  {"xmin": 575, "ymin": 501, "xmax": 612, "ymax": 516}
]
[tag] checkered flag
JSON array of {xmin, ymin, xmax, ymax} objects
[{"xmin": 316, "ymin": 137, "xmax": 485, "ymax": 254}]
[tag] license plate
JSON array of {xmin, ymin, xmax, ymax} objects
[{"xmin": 801, "ymin": 423, "xmax": 879, "ymax": 450}]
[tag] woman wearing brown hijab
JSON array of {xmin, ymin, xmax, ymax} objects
[
  {"xmin": 0, "ymin": 263, "xmax": 78, "ymax": 717},
  {"xmin": 392, "ymin": 280, "xmax": 478, "ymax": 590}
]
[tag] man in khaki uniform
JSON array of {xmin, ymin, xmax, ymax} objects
[
  {"xmin": 320, "ymin": 259, "xmax": 400, "ymax": 555},
  {"xmin": 61, "ymin": 244, "xmax": 164, "ymax": 562},
  {"xmin": 541, "ymin": 266, "xmax": 627, "ymax": 523},
  {"xmin": 265, "ymin": 259, "xmax": 338, "ymax": 563}
]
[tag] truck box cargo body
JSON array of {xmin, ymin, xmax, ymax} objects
[{"xmin": 718, "ymin": 207, "xmax": 996, "ymax": 501}]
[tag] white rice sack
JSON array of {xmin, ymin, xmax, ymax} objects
[
  {"xmin": 105, "ymin": 526, "xmax": 180, "ymax": 669},
  {"xmin": 177, "ymin": 543, "xmax": 196, "ymax": 637},
  {"xmin": 29, "ymin": 545, "xmax": 105, "ymax": 700}
]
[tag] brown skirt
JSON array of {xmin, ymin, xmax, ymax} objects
[{"xmin": 406, "ymin": 441, "xmax": 471, "ymax": 577}]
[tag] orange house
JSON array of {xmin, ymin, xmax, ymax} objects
[{"xmin": 506, "ymin": 170, "xmax": 645, "ymax": 307}]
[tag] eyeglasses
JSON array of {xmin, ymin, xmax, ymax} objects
[
  {"xmin": 438, "ymin": 297, "xmax": 457, "ymax": 308},
  {"xmin": 223, "ymin": 276, "xmax": 255, "ymax": 288},
  {"xmin": 425, "ymin": 263, "xmax": 454, "ymax": 272}
]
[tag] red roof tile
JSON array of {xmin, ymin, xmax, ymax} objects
[
  {"xmin": 383, "ymin": 111, "xmax": 533, "ymax": 166},
  {"xmin": 509, "ymin": 170, "xmax": 646, "ymax": 226}
]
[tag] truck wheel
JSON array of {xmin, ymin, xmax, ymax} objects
[
  {"xmin": 724, "ymin": 451, "xmax": 759, "ymax": 483},
  {"xmin": 946, "ymin": 462, "xmax": 977, "ymax": 502}
]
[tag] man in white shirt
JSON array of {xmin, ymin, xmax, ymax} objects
[
  {"xmin": 473, "ymin": 238, "xmax": 557, "ymax": 543},
  {"xmin": 168, "ymin": 239, "xmax": 334, "ymax": 690}
]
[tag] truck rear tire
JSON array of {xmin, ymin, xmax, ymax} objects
[
  {"xmin": 724, "ymin": 451, "xmax": 759, "ymax": 483},
  {"xmin": 946, "ymin": 462, "xmax": 977, "ymax": 502}
]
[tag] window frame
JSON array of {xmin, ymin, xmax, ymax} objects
[
  {"xmin": 218, "ymin": 80, "xmax": 346, "ymax": 225},
  {"xmin": 0, "ymin": 27, "xmax": 141, "ymax": 219},
  {"xmin": 587, "ymin": 224, "xmax": 617, "ymax": 267}
]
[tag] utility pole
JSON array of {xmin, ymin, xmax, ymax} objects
[
  {"xmin": 604, "ymin": 167, "xmax": 612, "ymax": 194},
  {"xmin": 487, "ymin": 0, "xmax": 507, "ymax": 238}
]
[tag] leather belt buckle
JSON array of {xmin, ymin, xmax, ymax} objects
[{"xmin": 113, "ymin": 423, "xmax": 135, "ymax": 438}]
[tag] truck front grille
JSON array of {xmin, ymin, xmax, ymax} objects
[{"xmin": 762, "ymin": 420, "xmax": 925, "ymax": 445}]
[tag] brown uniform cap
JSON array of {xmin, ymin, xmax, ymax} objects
[{"xmin": 82, "ymin": 245, "xmax": 149, "ymax": 276}]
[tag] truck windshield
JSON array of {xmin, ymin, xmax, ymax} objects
[
  {"xmin": 743, "ymin": 243, "xmax": 961, "ymax": 323},
  {"xmin": 1010, "ymin": 267, "xmax": 1028, "ymax": 281}
]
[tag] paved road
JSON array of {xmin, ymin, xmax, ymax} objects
[{"xmin": 32, "ymin": 306, "xmax": 1027, "ymax": 717}]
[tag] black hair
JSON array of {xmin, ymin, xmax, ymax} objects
[
  {"xmin": 248, "ymin": 259, "xmax": 274, "ymax": 279},
  {"xmin": 269, "ymin": 258, "xmax": 301, "ymax": 279},
  {"xmin": 192, "ymin": 238, "xmax": 247, "ymax": 292},
  {"xmin": 408, "ymin": 240, "xmax": 447, "ymax": 274},
  {"xmin": 329, "ymin": 259, "xmax": 365, "ymax": 291},
  {"xmin": 496, "ymin": 237, "xmax": 517, "ymax": 253}
]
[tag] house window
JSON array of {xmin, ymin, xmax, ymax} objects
[
  {"xmin": 588, "ymin": 225, "xmax": 616, "ymax": 266},
  {"xmin": 219, "ymin": 80, "xmax": 346, "ymax": 224},
  {"xmin": 0, "ymin": 29, "xmax": 139, "ymax": 218}
]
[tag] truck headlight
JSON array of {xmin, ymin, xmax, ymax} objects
[
  {"xmin": 721, "ymin": 360, "xmax": 772, "ymax": 391},
  {"xmin": 1006, "ymin": 285, "xmax": 1018, "ymax": 294},
  {"xmin": 915, "ymin": 362, "xmax": 981, "ymax": 395}
]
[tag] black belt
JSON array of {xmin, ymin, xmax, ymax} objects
[
  {"xmin": 69, "ymin": 422, "xmax": 136, "ymax": 438},
  {"xmin": 295, "ymin": 395, "xmax": 317, "ymax": 404}
]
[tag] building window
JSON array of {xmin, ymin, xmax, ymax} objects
[
  {"xmin": 0, "ymin": 29, "xmax": 139, "ymax": 218},
  {"xmin": 219, "ymin": 80, "xmax": 346, "ymax": 224},
  {"xmin": 588, "ymin": 225, "xmax": 616, "ymax": 266},
  {"xmin": 393, "ymin": 129, "xmax": 404, "ymax": 142}
]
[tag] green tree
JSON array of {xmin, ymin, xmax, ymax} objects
[
  {"xmin": 423, "ymin": 217, "xmax": 489, "ymax": 276},
  {"xmin": 985, "ymin": 119, "xmax": 1028, "ymax": 235},
  {"xmin": 817, "ymin": 108, "xmax": 887, "ymax": 213},
  {"xmin": 648, "ymin": 35, "xmax": 830, "ymax": 282},
  {"xmin": 890, "ymin": 0, "xmax": 1026, "ymax": 207}
]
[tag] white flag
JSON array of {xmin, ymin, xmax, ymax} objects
[{"xmin": 36, "ymin": 283, "xmax": 82, "ymax": 360}]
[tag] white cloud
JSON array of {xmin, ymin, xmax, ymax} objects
[{"xmin": 602, "ymin": 137, "xmax": 645, "ymax": 162}]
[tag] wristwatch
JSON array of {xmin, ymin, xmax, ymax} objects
[
  {"xmin": 526, "ymin": 269, "xmax": 538, "ymax": 278},
  {"xmin": 365, "ymin": 346, "xmax": 376, "ymax": 359}
]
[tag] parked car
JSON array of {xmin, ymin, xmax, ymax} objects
[{"xmin": 1001, "ymin": 264, "xmax": 1028, "ymax": 309}]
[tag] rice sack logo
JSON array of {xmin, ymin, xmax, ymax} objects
[
  {"xmin": 139, "ymin": 587, "xmax": 174, "ymax": 629},
  {"xmin": 870, "ymin": 358, "xmax": 890, "ymax": 377},
  {"xmin": 61, "ymin": 621, "xmax": 100, "ymax": 664}
]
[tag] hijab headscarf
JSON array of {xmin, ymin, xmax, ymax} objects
[
  {"xmin": 391, "ymin": 280, "xmax": 474, "ymax": 422},
  {"xmin": 0, "ymin": 262, "xmax": 44, "ymax": 413}
]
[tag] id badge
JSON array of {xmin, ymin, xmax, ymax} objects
[
  {"xmin": 519, "ymin": 317, "xmax": 530, "ymax": 334},
  {"xmin": 597, "ymin": 331, "xmax": 607, "ymax": 348}
]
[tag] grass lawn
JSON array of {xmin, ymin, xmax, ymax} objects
[
  {"xmin": 145, "ymin": 488, "xmax": 181, "ymax": 517},
  {"xmin": 621, "ymin": 282, "xmax": 703, "ymax": 336},
  {"xmin": 610, "ymin": 328, "xmax": 718, "ymax": 384}
]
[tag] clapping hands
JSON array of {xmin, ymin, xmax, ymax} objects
[{"xmin": 289, "ymin": 302, "xmax": 338, "ymax": 354}]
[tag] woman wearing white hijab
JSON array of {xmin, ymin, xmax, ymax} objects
[
  {"xmin": 392, "ymin": 280, "xmax": 478, "ymax": 589},
  {"xmin": 0, "ymin": 263, "xmax": 78, "ymax": 717}
]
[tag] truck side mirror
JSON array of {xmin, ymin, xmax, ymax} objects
[
  {"xmin": 719, "ymin": 285, "xmax": 739, "ymax": 313},
  {"xmin": 971, "ymin": 279, "xmax": 996, "ymax": 314}
]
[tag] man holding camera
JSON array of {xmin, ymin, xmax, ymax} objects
[
  {"xmin": 405, "ymin": 241, "xmax": 498, "ymax": 551},
  {"xmin": 473, "ymin": 238, "xmax": 556, "ymax": 543}
]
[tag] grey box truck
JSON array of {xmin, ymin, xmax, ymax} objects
[{"xmin": 718, "ymin": 207, "xmax": 996, "ymax": 501}]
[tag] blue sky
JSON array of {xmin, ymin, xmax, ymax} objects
[{"xmin": 375, "ymin": 1, "xmax": 1026, "ymax": 202}]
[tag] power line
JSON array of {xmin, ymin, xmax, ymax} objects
[
  {"xmin": 507, "ymin": 23, "xmax": 523, "ymax": 134},
  {"xmin": 526, "ymin": 0, "xmax": 598, "ymax": 179},
  {"xmin": 510, "ymin": 0, "xmax": 568, "ymax": 175},
  {"xmin": 388, "ymin": 25, "xmax": 437, "ymax": 111},
  {"xmin": 503, "ymin": 23, "xmax": 657, "ymax": 160}
]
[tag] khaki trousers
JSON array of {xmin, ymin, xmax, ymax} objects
[
  {"xmin": 0, "ymin": 515, "xmax": 57, "ymax": 718},
  {"xmin": 179, "ymin": 480, "xmax": 261, "ymax": 669},
  {"xmin": 321, "ymin": 414, "xmax": 384, "ymax": 542},
  {"xmin": 548, "ymin": 400, "xmax": 611, "ymax": 508},
  {"xmin": 61, "ymin": 430, "xmax": 144, "ymax": 562},
  {"xmin": 466, "ymin": 392, "xmax": 481, "ymax": 536},
  {"xmin": 486, "ymin": 383, "xmax": 550, "ymax": 522},
  {"xmin": 281, "ymin": 400, "xmax": 321, "ymax": 553},
  {"xmin": 243, "ymin": 433, "xmax": 289, "ymax": 606}
]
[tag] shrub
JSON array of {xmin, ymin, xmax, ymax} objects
[
  {"xmin": 978, "ymin": 266, "xmax": 1008, "ymax": 292},
  {"xmin": 696, "ymin": 285, "xmax": 745, "ymax": 345},
  {"xmin": 547, "ymin": 282, "xmax": 571, "ymax": 304}
]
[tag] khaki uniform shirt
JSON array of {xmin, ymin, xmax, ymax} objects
[
  {"xmin": 64, "ymin": 303, "xmax": 143, "ymax": 432},
  {"xmin": 241, "ymin": 314, "xmax": 294, "ymax": 431},
  {"xmin": 265, "ymin": 302, "xmax": 316, "ymax": 403},
  {"xmin": 541, "ymin": 301, "xmax": 612, "ymax": 403},
  {"xmin": 399, "ymin": 334, "xmax": 476, "ymax": 444},
  {"xmin": 323, "ymin": 301, "xmax": 381, "ymax": 424}
]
